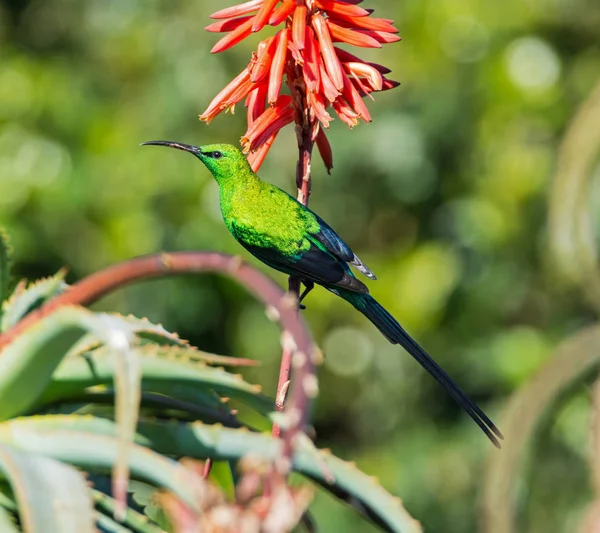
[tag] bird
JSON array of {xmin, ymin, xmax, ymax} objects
[{"xmin": 142, "ymin": 140, "xmax": 503, "ymax": 447}]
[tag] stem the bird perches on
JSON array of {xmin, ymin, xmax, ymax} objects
[{"xmin": 272, "ymin": 56, "xmax": 316, "ymax": 438}]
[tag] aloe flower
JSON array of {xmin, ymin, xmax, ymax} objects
[{"xmin": 200, "ymin": 0, "xmax": 400, "ymax": 171}]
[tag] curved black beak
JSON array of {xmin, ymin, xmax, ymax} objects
[{"xmin": 141, "ymin": 140, "xmax": 202, "ymax": 156}]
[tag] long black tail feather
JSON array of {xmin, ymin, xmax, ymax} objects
[{"xmin": 343, "ymin": 291, "xmax": 503, "ymax": 447}]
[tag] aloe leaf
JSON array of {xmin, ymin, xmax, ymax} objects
[
  {"xmin": 141, "ymin": 501, "xmax": 171, "ymax": 533},
  {"xmin": 0, "ymin": 443, "xmax": 95, "ymax": 533},
  {"xmin": 0, "ymin": 506, "xmax": 18, "ymax": 533},
  {"xmin": 39, "ymin": 390, "xmax": 243, "ymax": 428},
  {"xmin": 128, "ymin": 477, "xmax": 171, "ymax": 528},
  {"xmin": 136, "ymin": 421, "xmax": 421, "ymax": 533},
  {"xmin": 0, "ymin": 415, "xmax": 420, "ymax": 533},
  {"xmin": 104, "ymin": 314, "xmax": 186, "ymax": 347},
  {"xmin": 66, "ymin": 316, "xmax": 189, "ymax": 359},
  {"xmin": 125, "ymin": 344, "xmax": 259, "ymax": 368},
  {"xmin": 68, "ymin": 342, "xmax": 257, "ymax": 372},
  {"xmin": 43, "ymin": 345, "xmax": 273, "ymax": 416},
  {"xmin": 0, "ymin": 306, "xmax": 126, "ymax": 421},
  {"xmin": 0, "ymin": 481, "xmax": 16, "ymax": 511},
  {"xmin": 104, "ymin": 314, "xmax": 188, "ymax": 347},
  {"xmin": 93, "ymin": 490, "xmax": 165, "ymax": 533},
  {"xmin": 0, "ymin": 419, "xmax": 208, "ymax": 514},
  {"xmin": 0, "ymin": 230, "xmax": 11, "ymax": 312},
  {"xmin": 65, "ymin": 319, "xmax": 188, "ymax": 362},
  {"xmin": 483, "ymin": 324, "xmax": 600, "ymax": 533},
  {"xmin": 0, "ymin": 487, "xmax": 18, "ymax": 533},
  {"xmin": 137, "ymin": 345, "xmax": 259, "ymax": 367},
  {"xmin": 95, "ymin": 511, "xmax": 131, "ymax": 533},
  {"xmin": 1, "ymin": 270, "xmax": 67, "ymax": 332},
  {"xmin": 0, "ymin": 306, "xmax": 149, "ymax": 520},
  {"xmin": 92, "ymin": 476, "xmax": 171, "ymax": 532}
]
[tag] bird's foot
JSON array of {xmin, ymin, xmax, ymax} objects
[{"xmin": 298, "ymin": 281, "xmax": 314, "ymax": 310}]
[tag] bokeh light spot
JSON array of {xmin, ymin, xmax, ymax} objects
[
  {"xmin": 491, "ymin": 326, "xmax": 550, "ymax": 386},
  {"xmin": 505, "ymin": 37, "xmax": 561, "ymax": 91},
  {"xmin": 323, "ymin": 326, "xmax": 374, "ymax": 377}
]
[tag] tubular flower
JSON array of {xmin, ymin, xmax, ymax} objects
[{"xmin": 200, "ymin": 0, "xmax": 400, "ymax": 171}]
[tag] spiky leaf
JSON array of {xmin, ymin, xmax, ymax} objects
[
  {"xmin": 139, "ymin": 421, "xmax": 421, "ymax": 533},
  {"xmin": 0, "ymin": 443, "xmax": 95, "ymax": 533},
  {"xmin": 0, "ymin": 307, "xmax": 142, "ymax": 421},
  {"xmin": 0, "ymin": 417, "xmax": 209, "ymax": 515},
  {"xmin": 0, "ymin": 306, "xmax": 156, "ymax": 518},
  {"xmin": 0, "ymin": 415, "xmax": 421, "ymax": 533},
  {"xmin": 0, "ymin": 506, "xmax": 18, "ymax": 533},
  {"xmin": 93, "ymin": 490, "xmax": 164, "ymax": 533},
  {"xmin": 1, "ymin": 270, "xmax": 67, "ymax": 332},
  {"xmin": 42, "ymin": 344, "xmax": 273, "ymax": 416},
  {"xmin": 65, "ymin": 314, "xmax": 188, "ymax": 359}
]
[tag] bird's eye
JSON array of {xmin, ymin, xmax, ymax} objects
[{"xmin": 212, "ymin": 151, "xmax": 223, "ymax": 159}]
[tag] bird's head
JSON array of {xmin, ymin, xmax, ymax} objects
[{"xmin": 141, "ymin": 141, "xmax": 251, "ymax": 183}]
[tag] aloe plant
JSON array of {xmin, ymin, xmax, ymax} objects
[{"xmin": 0, "ymin": 232, "xmax": 420, "ymax": 533}]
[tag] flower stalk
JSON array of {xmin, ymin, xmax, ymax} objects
[{"xmin": 200, "ymin": 0, "xmax": 400, "ymax": 440}]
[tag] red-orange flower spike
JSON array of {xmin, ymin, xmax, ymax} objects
[
  {"xmin": 205, "ymin": 16, "xmax": 254, "ymax": 33},
  {"xmin": 381, "ymin": 78, "xmax": 401, "ymax": 91},
  {"xmin": 312, "ymin": 13, "xmax": 344, "ymax": 90},
  {"xmin": 247, "ymin": 129, "xmax": 279, "ymax": 171},
  {"xmin": 211, "ymin": 17, "xmax": 254, "ymax": 53},
  {"xmin": 327, "ymin": 14, "xmax": 398, "ymax": 33},
  {"xmin": 292, "ymin": 5, "xmax": 307, "ymax": 50},
  {"xmin": 252, "ymin": 0, "xmax": 280, "ymax": 32},
  {"xmin": 327, "ymin": 20, "xmax": 382, "ymax": 48},
  {"xmin": 314, "ymin": 0, "xmax": 370, "ymax": 19},
  {"xmin": 268, "ymin": 29, "xmax": 289, "ymax": 105},
  {"xmin": 332, "ymin": 98, "xmax": 359, "ymax": 128},
  {"xmin": 249, "ymin": 106, "xmax": 295, "ymax": 150},
  {"xmin": 210, "ymin": 0, "xmax": 262, "ymax": 20},
  {"xmin": 302, "ymin": 27, "xmax": 321, "ymax": 93},
  {"xmin": 251, "ymin": 36, "xmax": 276, "ymax": 83},
  {"xmin": 356, "ymin": 29, "xmax": 402, "ymax": 44},
  {"xmin": 316, "ymin": 127, "xmax": 333, "ymax": 174},
  {"xmin": 200, "ymin": 68, "xmax": 251, "ymax": 123},
  {"xmin": 345, "ymin": 61, "xmax": 383, "ymax": 91},
  {"xmin": 340, "ymin": 68, "xmax": 371, "ymax": 121},
  {"xmin": 319, "ymin": 61, "xmax": 340, "ymax": 102},
  {"xmin": 307, "ymin": 91, "xmax": 333, "ymax": 127},
  {"xmin": 202, "ymin": 0, "xmax": 400, "ymax": 169},
  {"xmin": 349, "ymin": 72, "xmax": 375, "ymax": 102},
  {"xmin": 246, "ymin": 84, "xmax": 268, "ymax": 124},
  {"xmin": 269, "ymin": 0, "xmax": 295, "ymax": 26},
  {"xmin": 242, "ymin": 95, "xmax": 293, "ymax": 149}
]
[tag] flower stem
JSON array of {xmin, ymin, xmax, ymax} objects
[{"xmin": 272, "ymin": 54, "xmax": 316, "ymax": 437}]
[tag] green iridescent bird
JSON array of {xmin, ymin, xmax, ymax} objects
[{"xmin": 142, "ymin": 140, "xmax": 503, "ymax": 447}]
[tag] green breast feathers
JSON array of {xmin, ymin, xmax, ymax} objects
[{"xmin": 220, "ymin": 180, "xmax": 319, "ymax": 257}]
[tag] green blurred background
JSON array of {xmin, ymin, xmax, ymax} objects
[{"xmin": 1, "ymin": 0, "xmax": 600, "ymax": 531}]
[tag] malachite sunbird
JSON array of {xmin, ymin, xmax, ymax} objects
[{"xmin": 142, "ymin": 140, "xmax": 503, "ymax": 447}]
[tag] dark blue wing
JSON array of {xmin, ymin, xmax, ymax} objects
[
  {"xmin": 238, "ymin": 239, "xmax": 368, "ymax": 294},
  {"xmin": 310, "ymin": 214, "xmax": 355, "ymax": 262},
  {"xmin": 308, "ymin": 212, "xmax": 377, "ymax": 280}
]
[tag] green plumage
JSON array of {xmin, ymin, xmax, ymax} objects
[
  {"xmin": 142, "ymin": 140, "xmax": 503, "ymax": 447},
  {"xmin": 219, "ymin": 165, "xmax": 320, "ymax": 258}
]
